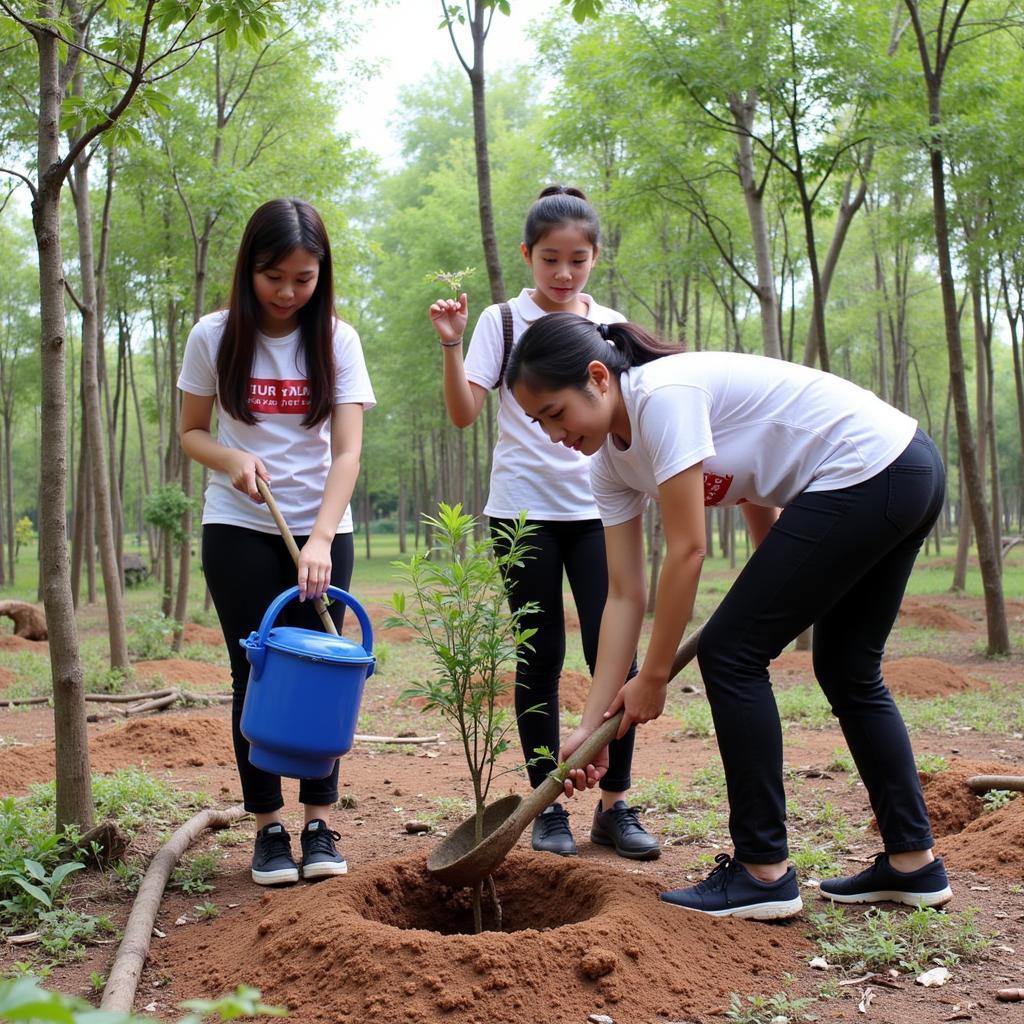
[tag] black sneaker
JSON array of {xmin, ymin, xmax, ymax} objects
[
  {"xmin": 300, "ymin": 818, "xmax": 348, "ymax": 880},
  {"xmin": 820, "ymin": 853, "xmax": 952, "ymax": 908},
  {"xmin": 591, "ymin": 799, "xmax": 661, "ymax": 860},
  {"xmin": 531, "ymin": 803, "xmax": 577, "ymax": 856},
  {"xmin": 660, "ymin": 853, "xmax": 803, "ymax": 920},
  {"xmin": 251, "ymin": 823, "xmax": 299, "ymax": 886}
]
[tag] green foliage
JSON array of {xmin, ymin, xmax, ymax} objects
[
  {"xmin": 0, "ymin": 977, "xmax": 285, "ymax": 1023},
  {"xmin": 388, "ymin": 503, "xmax": 543, "ymax": 818},
  {"xmin": 808, "ymin": 904, "xmax": 991, "ymax": 973},
  {"xmin": 37, "ymin": 907, "xmax": 115, "ymax": 962},
  {"xmin": 981, "ymin": 789, "xmax": 1016, "ymax": 813},
  {"xmin": 915, "ymin": 753, "xmax": 949, "ymax": 776},
  {"xmin": 13, "ymin": 517, "xmax": 35, "ymax": 555},
  {"xmin": 825, "ymin": 747, "xmax": 854, "ymax": 774},
  {"xmin": 172, "ymin": 851, "xmax": 218, "ymax": 895},
  {"xmin": 194, "ymin": 900, "xmax": 220, "ymax": 920},
  {"xmin": 143, "ymin": 485, "xmax": 198, "ymax": 545},
  {"xmin": 662, "ymin": 809, "xmax": 724, "ymax": 843},
  {"xmin": 0, "ymin": 858, "xmax": 83, "ymax": 920},
  {"xmin": 423, "ymin": 266, "xmax": 476, "ymax": 293},
  {"xmin": 725, "ymin": 991, "xmax": 819, "ymax": 1024},
  {"xmin": 632, "ymin": 771, "xmax": 687, "ymax": 814},
  {"xmin": 126, "ymin": 612, "xmax": 175, "ymax": 660}
]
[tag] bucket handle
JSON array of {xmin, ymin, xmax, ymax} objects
[{"xmin": 252, "ymin": 585, "xmax": 374, "ymax": 657}]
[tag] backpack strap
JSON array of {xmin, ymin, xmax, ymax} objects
[{"xmin": 494, "ymin": 302, "xmax": 514, "ymax": 391}]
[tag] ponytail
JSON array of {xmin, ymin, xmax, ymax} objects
[{"xmin": 506, "ymin": 313, "xmax": 680, "ymax": 394}]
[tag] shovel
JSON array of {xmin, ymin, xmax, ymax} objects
[
  {"xmin": 426, "ymin": 620, "xmax": 706, "ymax": 887},
  {"xmin": 255, "ymin": 477, "xmax": 337, "ymax": 636}
]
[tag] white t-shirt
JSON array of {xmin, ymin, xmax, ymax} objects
[
  {"xmin": 463, "ymin": 288, "xmax": 625, "ymax": 520},
  {"xmin": 590, "ymin": 351, "xmax": 917, "ymax": 527},
  {"xmin": 177, "ymin": 311, "xmax": 376, "ymax": 534}
]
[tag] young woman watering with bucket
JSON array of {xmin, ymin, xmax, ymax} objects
[
  {"xmin": 179, "ymin": 198, "xmax": 375, "ymax": 886},
  {"xmin": 426, "ymin": 186, "xmax": 659, "ymax": 861},
  {"xmin": 506, "ymin": 313, "xmax": 953, "ymax": 920}
]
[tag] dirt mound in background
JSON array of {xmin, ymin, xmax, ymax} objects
[
  {"xmin": 941, "ymin": 796, "xmax": 1024, "ymax": 879},
  {"xmin": 898, "ymin": 597, "xmax": 975, "ymax": 632},
  {"xmin": 152, "ymin": 851, "xmax": 807, "ymax": 1024},
  {"xmin": 770, "ymin": 650, "xmax": 814, "ymax": 680},
  {"xmin": 183, "ymin": 623, "xmax": 225, "ymax": 647},
  {"xmin": 91, "ymin": 716, "xmax": 234, "ymax": 770},
  {"xmin": 921, "ymin": 760, "xmax": 1007, "ymax": 837},
  {"xmin": 0, "ymin": 634, "xmax": 48, "ymax": 652},
  {"xmin": 883, "ymin": 657, "xmax": 982, "ymax": 698},
  {"xmin": 493, "ymin": 669, "xmax": 591, "ymax": 713},
  {"xmin": 0, "ymin": 715, "xmax": 235, "ymax": 793},
  {"xmin": 132, "ymin": 659, "xmax": 229, "ymax": 689}
]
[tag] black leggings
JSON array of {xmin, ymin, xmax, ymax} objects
[
  {"xmin": 202, "ymin": 524, "xmax": 355, "ymax": 814},
  {"xmin": 696, "ymin": 429, "xmax": 945, "ymax": 863},
  {"xmin": 490, "ymin": 517, "xmax": 637, "ymax": 793}
]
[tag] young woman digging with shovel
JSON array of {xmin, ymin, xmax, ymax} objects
[
  {"xmin": 179, "ymin": 198, "xmax": 375, "ymax": 886},
  {"xmin": 505, "ymin": 312, "xmax": 953, "ymax": 921}
]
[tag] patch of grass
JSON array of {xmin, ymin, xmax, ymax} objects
[
  {"xmin": 214, "ymin": 827, "xmax": 251, "ymax": 848},
  {"xmin": 632, "ymin": 772, "xmax": 686, "ymax": 814},
  {"xmin": 788, "ymin": 842, "xmax": 841, "ymax": 878},
  {"xmin": 25, "ymin": 768, "xmax": 209, "ymax": 838},
  {"xmin": 172, "ymin": 851, "xmax": 219, "ymax": 895},
  {"xmin": 126, "ymin": 612, "xmax": 176, "ymax": 660},
  {"xmin": 724, "ymin": 991, "xmax": 819, "ymax": 1024},
  {"xmin": 180, "ymin": 642, "xmax": 230, "ymax": 666},
  {"xmin": 37, "ymin": 907, "xmax": 115, "ymax": 963},
  {"xmin": 677, "ymin": 699, "xmax": 714, "ymax": 737},
  {"xmin": 83, "ymin": 666, "xmax": 128, "ymax": 694},
  {"xmin": 808, "ymin": 903, "xmax": 992, "ymax": 973},
  {"xmin": 900, "ymin": 684, "xmax": 1024, "ymax": 736},
  {"xmin": 775, "ymin": 685, "xmax": 834, "ymax": 729},
  {"xmin": 663, "ymin": 808, "xmax": 725, "ymax": 844},
  {"xmin": 0, "ymin": 651, "xmax": 52, "ymax": 700},
  {"xmin": 560, "ymin": 709, "xmax": 582, "ymax": 729},
  {"xmin": 690, "ymin": 761, "xmax": 728, "ymax": 805},
  {"xmin": 423, "ymin": 795, "xmax": 471, "ymax": 826},
  {"xmin": 825, "ymin": 747, "xmax": 854, "ymax": 773},
  {"xmin": 194, "ymin": 900, "xmax": 220, "ymax": 920},
  {"xmin": 915, "ymin": 753, "xmax": 949, "ymax": 776}
]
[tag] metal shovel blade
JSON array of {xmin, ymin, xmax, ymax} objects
[{"xmin": 426, "ymin": 623, "xmax": 704, "ymax": 888}]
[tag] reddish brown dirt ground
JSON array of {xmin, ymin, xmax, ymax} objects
[{"xmin": 1, "ymin": 587, "xmax": 1022, "ymax": 1023}]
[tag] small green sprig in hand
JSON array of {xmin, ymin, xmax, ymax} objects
[{"xmin": 424, "ymin": 266, "xmax": 476, "ymax": 294}]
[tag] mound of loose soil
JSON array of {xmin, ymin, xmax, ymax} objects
[
  {"xmin": 91, "ymin": 716, "xmax": 234, "ymax": 770},
  {"xmin": 183, "ymin": 623, "xmax": 226, "ymax": 647},
  {"xmin": 941, "ymin": 796, "xmax": 1024, "ymax": 880},
  {"xmin": 152, "ymin": 851, "xmax": 807, "ymax": 1023},
  {"xmin": 883, "ymin": 657, "xmax": 983, "ymax": 698},
  {"xmin": 0, "ymin": 634, "xmax": 48, "ymax": 652},
  {"xmin": 898, "ymin": 597, "xmax": 975, "ymax": 632},
  {"xmin": 920, "ymin": 760, "xmax": 1008, "ymax": 837},
  {"xmin": 770, "ymin": 650, "xmax": 814, "ymax": 680},
  {"xmin": 132, "ymin": 659, "xmax": 229, "ymax": 689},
  {"xmin": 0, "ymin": 715, "xmax": 235, "ymax": 793},
  {"xmin": 492, "ymin": 669, "xmax": 591, "ymax": 713}
]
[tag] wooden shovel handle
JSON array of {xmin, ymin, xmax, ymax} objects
[{"xmin": 255, "ymin": 477, "xmax": 338, "ymax": 636}]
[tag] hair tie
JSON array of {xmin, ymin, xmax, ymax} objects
[{"xmin": 598, "ymin": 323, "xmax": 611, "ymax": 341}]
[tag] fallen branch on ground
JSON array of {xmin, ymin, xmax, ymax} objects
[
  {"xmin": 100, "ymin": 805, "xmax": 246, "ymax": 1014},
  {"xmin": 967, "ymin": 775, "xmax": 1024, "ymax": 793},
  {"xmin": 0, "ymin": 696, "xmax": 50, "ymax": 707}
]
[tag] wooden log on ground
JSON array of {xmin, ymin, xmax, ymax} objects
[
  {"xmin": 966, "ymin": 775, "xmax": 1024, "ymax": 794},
  {"xmin": 353, "ymin": 733, "xmax": 441, "ymax": 744},
  {"xmin": 0, "ymin": 696, "xmax": 51, "ymax": 708},
  {"xmin": 84, "ymin": 689, "xmax": 175, "ymax": 704},
  {"xmin": 100, "ymin": 805, "xmax": 246, "ymax": 1013}
]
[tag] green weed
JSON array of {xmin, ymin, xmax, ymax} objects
[
  {"xmin": 724, "ymin": 991, "xmax": 818, "ymax": 1024},
  {"xmin": 775, "ymin": 685, "xmax": 833, "ymax": 729},
  {"xmin": 788, "ymin": 843, "xmax": 841, "ymax": 877},
  {"xmin": 825, "ymin": 747, "xmax": 854, "ymax": 773},
  {"xmin": 677, "ymin": 700, "xmax": 714, "ymax": 737},
  {"xmin": 172, "ymin": 851, "xmax": 218, "ymax": 895},
  {"xmin": 424, "ymin": 795, "xmax": 472, "ymax": 826},
  {"xmin": 915, "ymin": 753, "xmax": 949, "ymax": 776},
  {"xmin": 37, "ymin": 907, "xmax": 115, "ymax": 962},
  {"xmin": 663, "ymin": 809, "xmax": 725, "ymax": 844},
  {"xmin": 632, "ymin": 772, "xmax": 686, "ymax": 814},
  {"xmin": 808, "ymin": 903, "xmax": 991, "ymax": 973},
  {"xmin": 900, "ymin": 684, "xmax": 1024, "ymax": 736},
  {"xmin": 194, "ymin": 900, "xmax": 219, "ymax": 920},
  {"xmin": 981, "ymin": 789, "xmax": 1016, "ymax": 813},
  {"xmin": 126, "ymin": 612, "xmax": 175, "ymax": 660}
]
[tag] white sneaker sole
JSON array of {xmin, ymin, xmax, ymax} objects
[
  {"xmin": 251, "ymin": 866, "xmax": 299, "ymax": 886},
  {"xmin": 820, "ymin": 885, "xmax": 953, "ymax": 908},
  {"xmin": 302, "ymin": 860, "xmax": 348, "ymax": 880},
  {"xmin": 663, "ymin": 895, "xmax": 804, "ymax": 920}
]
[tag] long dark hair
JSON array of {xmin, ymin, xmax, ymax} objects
[
  {"xmin": 523, "ymin": 184, "xmax": 600, "ymax": 252},
  {"xmin": 506, "ymin": 313, "xmax": 681, "ymax": 394},
  {"xmin": 217, "ymin": 198, "xmax": 336, "ymax": 427}
]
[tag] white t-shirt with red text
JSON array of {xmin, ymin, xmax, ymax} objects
[
  {"xmin": 178, "ymin": 311, "xmax": 375, "ymax": 534},
  {"xmin": 463, "ymin": 289, "xmax": 625, "ymax": 520},
  {"xmin": 590, "ymin": 351, "xmax": 917, "ymax": 526}
]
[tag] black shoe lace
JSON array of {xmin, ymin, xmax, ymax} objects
[
  {"xmin": 260, "ymin": 828, "xmax": 293, "ymax": 862},
  {"xmin": 304, "ymin": 826, "xmax": 341, "ymax": 859},
  {"xmin": 606, "ymin": 804, "xmax": 647, "ymax": 837},
  {"xmin": 695, "ymin": 853, "xmax": 739, "ymax": 895},
  {"xmin": 536, "ymin": 807, "xmax": 572, "ymax": 842}
]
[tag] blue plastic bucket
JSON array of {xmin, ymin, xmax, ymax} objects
[{"xmin": 239, "ymin": 585, "xmax": 375, "ymax": 780}]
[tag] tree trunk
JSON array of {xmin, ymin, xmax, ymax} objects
[
  {"xmin": 467, "ymin": 3, "xmax": 506, "ymax": 304},
  {"xmin": 70, "ymin": 147, "xmax": 130, "ymax": 671},
  {"xmin": 728, "ymin": 89, "xmax": 782, "ymax": 359},
  {"xmin": 32, "ymin": 18, "xmax": 94, "ymax": 832}
]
